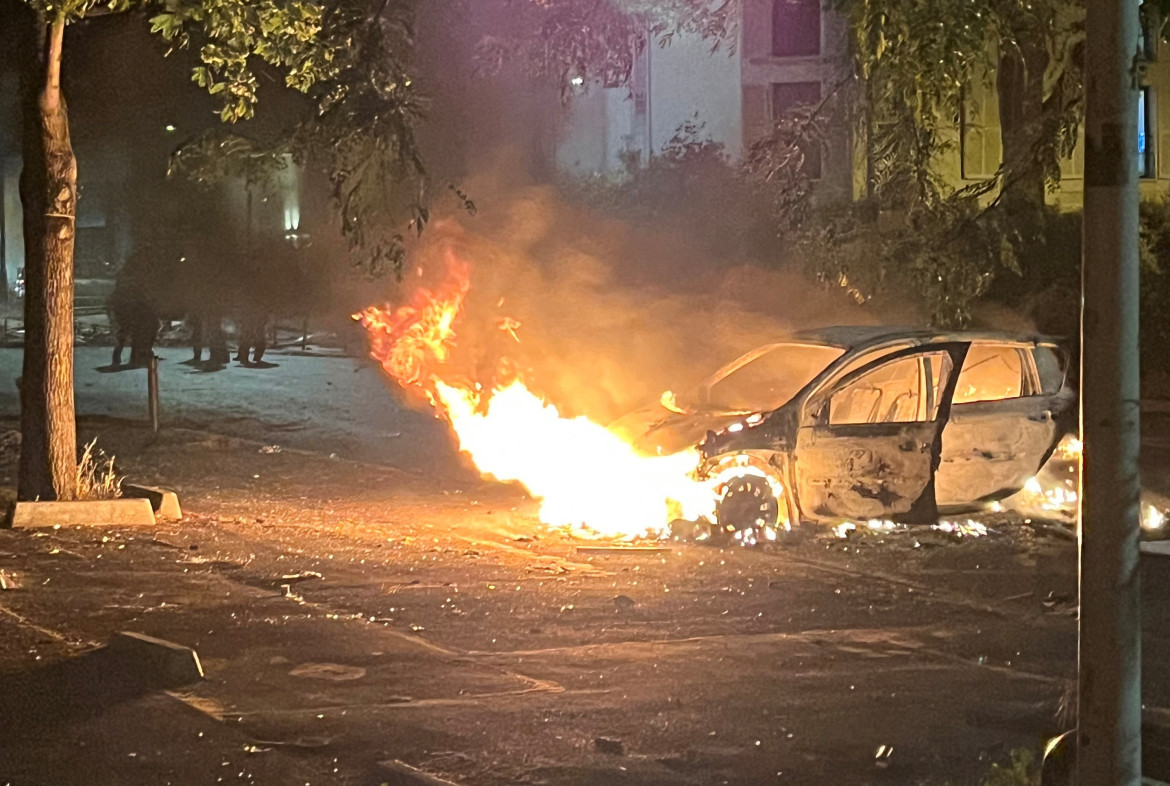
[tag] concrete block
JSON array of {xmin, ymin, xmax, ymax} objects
[
  {"xmin": 107, "ymin": 632, "xmax": 204, "ymax": 688},
  {"xmin": 122, "ymin": 484, "xmax": 182, "ymax": 520},
  {"xmin": 374, "ymin": 760, "xmax": 460, "ymax": 786},
  {"xmin": 7, "ymin": 498, "xmax": 156, "ymax": 528}
]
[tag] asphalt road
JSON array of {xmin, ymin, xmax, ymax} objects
[{"xmin": 0, "ymin": 414, "xmax": 1083, "ymax": 786}]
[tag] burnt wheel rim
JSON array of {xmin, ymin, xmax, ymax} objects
[{"xmin": 716, "ymin": 474, "xmax": 780, "ymax": 542}]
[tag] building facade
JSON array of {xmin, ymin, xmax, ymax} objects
[
  {"xmin": 555, "ymin": 0, "xmax": 1170, "ymax": 211},
  {"xmin": 554, "ymin": 29, "xmax": 744, "ymax": 175},
  {"xmin": 552, "ymin": 0, "xmax": 853, "ymax": 188}
]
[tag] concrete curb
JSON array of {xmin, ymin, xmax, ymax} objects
[
  {"xmin": 107, "ymin": 631, "xmax": 204, "ymax": 688},
  {"xmin": 6, "ymin": 498, "xmax": 156, "ymax": 528},
  {"xmin": 374, "ymin": 760, "xmax": 461, "ymax": 786},
  {"xmin": 122, "ymin": 484, "xmax": 182, "ymax": 520},
  {"xmin": 1142, "ymin": 541, "xmax": 1170, "ymax": 557},
  {"xmin": 0, "ymin": 631, "xmax": 204, "ymax": 738}
]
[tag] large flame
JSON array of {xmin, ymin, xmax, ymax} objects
[{"xmin": 355, "ymin": 252, "xmax": 712, "ymax": 537}]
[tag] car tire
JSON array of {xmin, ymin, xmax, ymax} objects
[{"xmin": 715, "ymin": 474, "xmax": 781, "ymax": 545}]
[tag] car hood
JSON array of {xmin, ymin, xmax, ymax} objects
[{"xmin": 609, "ymin": 405, "xmax": 751, "ymax": 456}]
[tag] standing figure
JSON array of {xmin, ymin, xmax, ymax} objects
[
  {"xmin": 187, "ymin": 310, "xmax": 229, "ymax": 365},
  {"xmin": 187, "ymin": 311, "xmax": 205, "ymax": 363},
  {"xmin": 234, "ymin": 309, "xmax": 270, "ymax": 365},
  {"xmin": 206, "ymin": 311, "xmax": 231, "ymax": 365},
  {"xmin": 108, "ymin": 278, "xmax": 160, "ymax": 367}
]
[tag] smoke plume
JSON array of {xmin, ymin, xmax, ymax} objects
[{"xmin": 369, "ymin": 166, "xmax": 912, "ymax": 426}]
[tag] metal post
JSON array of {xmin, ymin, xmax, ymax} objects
[
  {"xmin": 1079, "ymin": 0, "xmax": 1143, "ymax": 782},
  {"xmin": 0, "ymin": 167, "xmax": 8, "ymax": 309},
  {"xmin": 147, "ymin": 355, "xmax": 159, "ymax": 433}
]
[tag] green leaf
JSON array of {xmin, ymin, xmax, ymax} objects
[{"xmin": 148, "ymin": 12, "xmax": 175, "ymax": 37}]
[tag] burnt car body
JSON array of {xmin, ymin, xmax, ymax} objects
[{"xmin": 614, "ymin": 327, "xmax": 1074, "ymax": 533}]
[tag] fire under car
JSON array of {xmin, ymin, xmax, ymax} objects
[{"xmin": 612, "ymin": 327, "xmax": 1075, "ymax": 537}]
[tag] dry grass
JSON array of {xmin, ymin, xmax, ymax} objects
[{"xmin": 76, "ymin": 439, "xmax": 123, "ymax": 500}]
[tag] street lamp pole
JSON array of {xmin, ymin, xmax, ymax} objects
[{"xmin": 1078, "ymin": 0, "xmax": 1144, "ymax": 782}]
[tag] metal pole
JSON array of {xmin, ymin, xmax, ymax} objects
[
  {"xmin": 1079, "ymin": 0, "xmax": 1143, "ymax": 781},
  {"xmin": 0, "ymin": 167, "xmax": 8, "ymax": 309},
  {"xmin": 147, "ymin": 355, "xmax": 159, "ymax": 433}
]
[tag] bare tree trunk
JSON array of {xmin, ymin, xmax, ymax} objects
[
  {"xmin": 18, "ymin": 15, "xmax": 77, "ymax": 502},
  {"xmin": 996, "ymin": 31, "xmax": 1048, "ymax": 216}
]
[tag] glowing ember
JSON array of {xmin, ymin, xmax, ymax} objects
[
  {"xmin": 1003, "ymin": 434, "xmax": 1166, "ymax": 531},
  {"xmin": 356, "ymin": 252, "xmax": 712, "ymax": 537}
]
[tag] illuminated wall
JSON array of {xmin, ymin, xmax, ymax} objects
[{"xmin": 555, "ymin": 29, "xmax": 743, "ymax": 177}]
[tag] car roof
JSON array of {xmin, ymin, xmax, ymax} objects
[{"xmin": 787, "ymin": 325, "xmax": 1064, "ymax": 351}]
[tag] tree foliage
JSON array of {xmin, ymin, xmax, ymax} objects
[
  {"xmin": 154, "ymin": 0, "xmax": 426, "ymax": 276},
  {"xmin": 563, "ymin": 118, "xmax": 776, "ymax": 261},
  {"xmin": 732, "ymin": 0, "xmax": 1092, "ymax": 325},
  {"xmin": 10, "ymin": 0, "xmax": 426, "ymax": 500},
  {"xmin": 15, "ymin": 0, "xmax": 426, "ymax": 276},
  {"xmin": 476, "ymin": 0, "xmax": 737, "ymax": 93},
  {"xmin": 982, "ymin": 747, "xmax": 1039, "ymax": 786},
  {"xmin": 835, "ymin": 0, "xmax": 1084, "ymax": 210}
]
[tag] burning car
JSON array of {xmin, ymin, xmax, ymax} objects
[{"xmin": 612, "ymin": 327, "xmax": 1075, "ymax": 538}]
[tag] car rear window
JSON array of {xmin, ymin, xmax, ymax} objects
[
  {"xmin": 1033, "ymin": 346, "xmax": 1066, "ymax": 394},
  {"xmin": 953, "ymin": 344, "xmax": 1024, "ymax": 404}
]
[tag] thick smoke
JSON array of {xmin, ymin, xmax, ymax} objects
[{"xmin": 373, "ymin": 167, "xmax": 912, "ymax": 426}]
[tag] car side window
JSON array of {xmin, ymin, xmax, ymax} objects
[
  {"xmin": 830, "ymin": 356, "xmax": 922, "ymax": 425},
  {"xmin": 828, "ymin": 352, "xmax": 954, "ymax": 426},
  {"xmin": 953, "ymin": 344, "xmax": 1024, "ymax": 404}
]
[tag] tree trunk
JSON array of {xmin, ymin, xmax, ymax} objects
[
  {"xmin": 996, "ymin": 31, "xmax": 1049, "ymax": 216},
  {"xmin": 18, "ymin": 15, "xmax": 77, "ymax": 502}
]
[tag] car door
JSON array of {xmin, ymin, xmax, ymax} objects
[
  {"xmin": 935, "ymin": 342, "xmax": 1073, "ymax": 508},
  {"xmin": 792, "ymin": 344, "xmax": 967, "ymax": 524}
]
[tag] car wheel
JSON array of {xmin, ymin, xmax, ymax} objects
[{"xmin": 715, "ymin": 474, "xmax": 781, "ymax": 545}]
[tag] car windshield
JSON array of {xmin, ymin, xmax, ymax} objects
[{"xmin": 704, "ymin": 344, "xmax": 845, "ymax": 413}]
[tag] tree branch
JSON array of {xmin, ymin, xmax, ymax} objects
[{"xmin": 39, "ymin": 14, "xmax": 66, "ymax": 115}]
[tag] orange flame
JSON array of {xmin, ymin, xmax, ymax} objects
[
  {"xmin": 354, "ymin": 253, "xmax": 471, "ymax": 406},
  {"xmin": 355, "ymin": 252, "xmax": 712, "ymax": 537}
]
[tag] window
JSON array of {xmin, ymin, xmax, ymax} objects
[
  {"xmin": 772, "ymin": 82, "xmax": 823, "ymax": 179},
  {"xmin": 1139, "ymin": 87, "xmax": 1154, "ymax": 178},
  {"xmin": 1032, "ymin": 346, "xmax": 1067, "ymax": 395},
  {"xmin": 828, "ymin": 353, "xmax": 951, "ymax": 426},
  {"xmin": 707, "ymin": 344, "xmax": 844, "ymax": 413},
  {"xmin": 953, "ymin": 344, "xmax": 1024, "ymax": 404},
  {"xmin": 960, "ymin": 80, "xmax": 1002, "ymax": 180},
  {"xmin": 772, "ymin": 0, "xmax": 821, "ymax": 57}
]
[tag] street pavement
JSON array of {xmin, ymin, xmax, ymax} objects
[{"xmin": 0, "ymin": 426, "xmax": 1084, "ymax": 786}]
